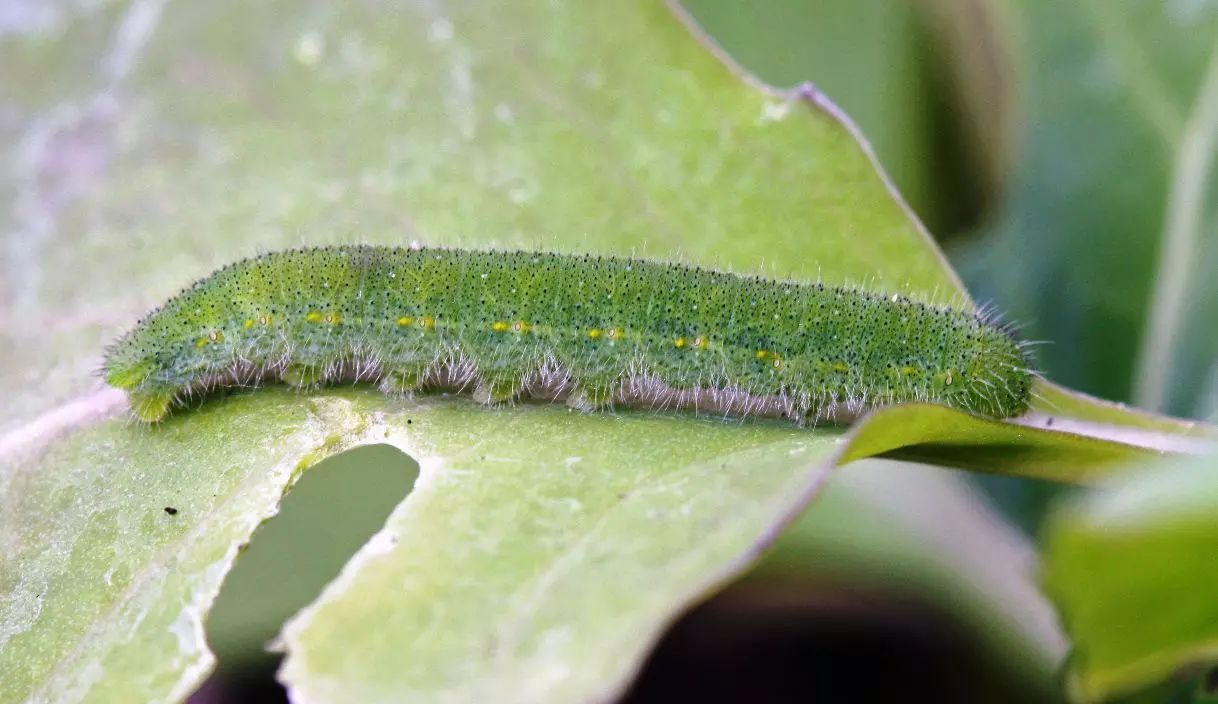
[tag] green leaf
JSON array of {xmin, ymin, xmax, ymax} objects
[
  {"xmin": 277, "ymin": 394, "xmax": 828, "ymax": 702},
  {"xmin": 0, "ymin": 1, "xmax": 1208, "ymax": 702},
  {"xmin": 1044, "ymin": 451, "xmax": 1218, "ymax": 702},
  {"xmin": 679, "ymin": 0, "xmax": 940, "ymax": 223},
  {"xmin": 0, "ymin": 0, "xmax": 956, "ymax": 432},
  {"xmin": 0, "ymin": 394, "xmax": 365, "ymax": 702}
]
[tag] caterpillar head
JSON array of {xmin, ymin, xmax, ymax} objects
[
  {"xmin": 104, "ymin": 300, "xmax": 224, "ymax": 422},
  {"xmin": 103, "ymin": 325, "xmax": 176, "ymax": 422}
]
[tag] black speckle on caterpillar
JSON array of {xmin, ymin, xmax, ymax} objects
[{"xmin": 102, "ymin": 245, "xmax": 1035, "ymax": 424}]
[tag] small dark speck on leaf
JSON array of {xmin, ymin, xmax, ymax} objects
[
  {"xmin": 1045, "ymin": 417, "xmax": 1055, "ymax": 427},
  {"xmin": 164, "ymin": 506, "xmax": 179, "ymax": 515},
  {"xmin": 407, "ymin": 419, "xmax": 412, "ymax": 424}
]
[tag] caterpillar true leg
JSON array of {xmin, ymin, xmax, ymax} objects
[{"xmin": 129, "ymin": 390, "xmax": 176, "ymax": 423}]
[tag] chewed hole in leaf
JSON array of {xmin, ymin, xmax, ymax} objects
[{"xmin": 198, "ymin": 445, "xmax": 417, "ymax": 696}]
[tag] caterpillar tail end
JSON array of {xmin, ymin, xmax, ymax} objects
[{"xmin": 129, "ymin": 390, "xmax": 175, "ymax": 423}]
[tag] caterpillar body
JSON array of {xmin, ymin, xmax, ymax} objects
[{"xmin": 103, "ymin": 245, "xmax": 1033, "ymax": 424}]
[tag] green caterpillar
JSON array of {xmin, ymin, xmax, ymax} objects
[{"xmin": 103, "ymin": 245, "xmax": 1033, "ymax": 424}]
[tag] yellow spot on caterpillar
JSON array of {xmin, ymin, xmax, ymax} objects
[
  {"xmin": 419, "ymin": 315, "xmax": 435, "ymax": 330},
  {"xmin": 491, "ymin": 321, "xmax": 511, "ymax": 333},
  {"xmin": 831, "ymin": 362, "xmax": 849, "ymax": 374},
  {"xmin": 243, "ymin": 318, "xmax": 255, "ymax": 329},
  {"xmin": 673, "ymin": 337, "xmax": 687, "ymax": 348},
  {"xmin": 397, "ymin": 316, "xmax": 414, "ymax": 327},
  {"xmin": 196, "ymin": 329, "xmax": 224, "ymax": 348},
  {"xmin": 588, "ymin": 328, "xmax": 602, "ymax": 339},
  {"xmin": 607, "ymin": 327, "xmax": 622, "ymax": 340},
  {"xmin": 901, "ymin": 365, "xmax": 919, "ymax": 376},
  {"xmin": 758, "ymin": 350, "xmax": 783, "ymax": 369},
  {"xmin": 306, "ymin": 311, "xmax": 323, "ymax": 323}
]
